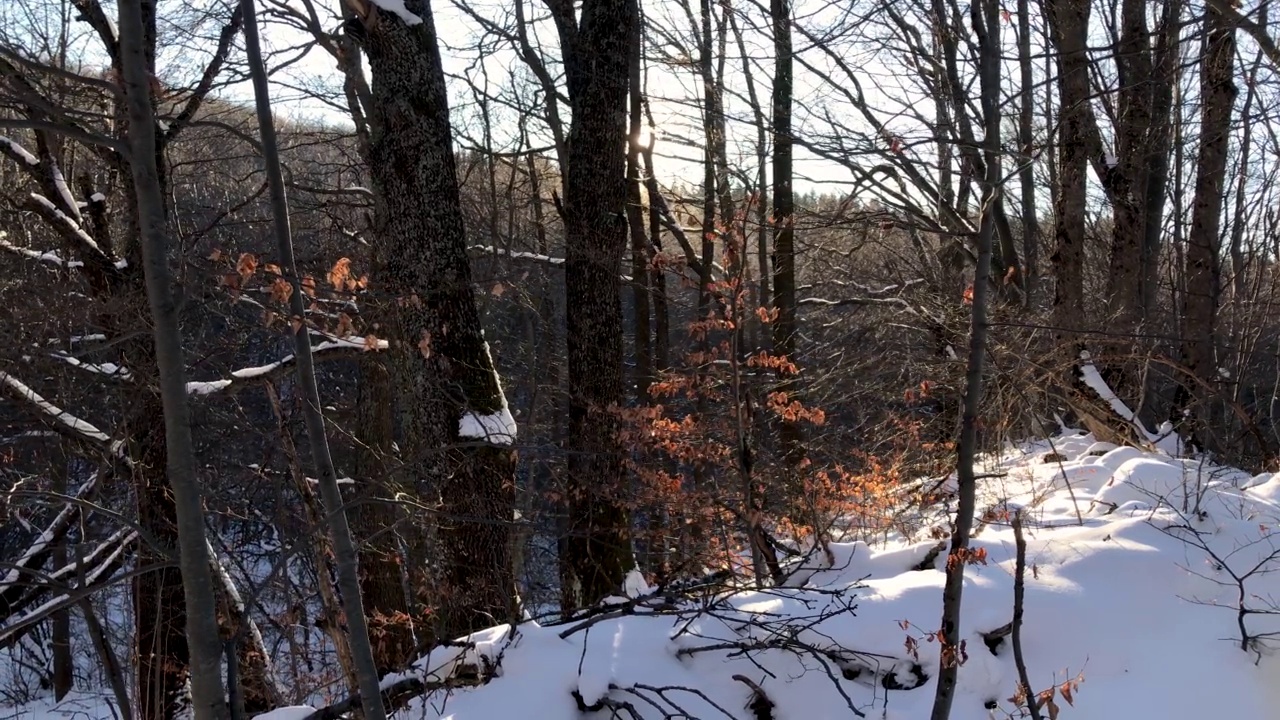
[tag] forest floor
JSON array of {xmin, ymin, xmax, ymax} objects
[{"xmin": 13, "ymin": 430, "xmax": 1280, "ymax": 719}]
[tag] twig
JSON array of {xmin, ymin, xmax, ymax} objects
[{"xmin": 1010, "ymin": 511, "xmax": 1044, "ymax": 720}]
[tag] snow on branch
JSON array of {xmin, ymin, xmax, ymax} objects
[
  {"xmin": 1077, "ymin": 350, "xmax": 1157, "ymax": 443},
  {"xmin": 0, "ymin": 371, "xmax": 112, "ymax": 445},
  {"xmin": 187, "ymin": 332, "xmax": 388, "ymax": 396},
  {"xmin": 27, "ymin": 194, "xmax": 104, "ymax": 255},
  {"xmin": 470, "ymin": 244, "xmax": 565, "ymax": 267},
  {"xmin": 468, "ymin": 244, "xmax": 634, "ymax": 282},
  {"xmin": 368, "ymin": 0, "xmax": 425, "ymax": 25},
  {"xmin": 51, "ymin": 352, "xmax": 131, "ymax": 380},
  {"xmin": 0, "ymin": 238, "xmax": 81, "ymax": 268},
  {"xmin": 0, "ymin": 473, "xmax": 101, "ymax": 591},
  {"xmin": 0, "ymin": 136, "xmax": 38, "ymax": 167},
  {"xmin": 457, "ymin": 342, "xmax": 517, "ymax": 445},
  {"xmin": 0, "ymin": 529, "xmax": 137, "ymax": 646}
]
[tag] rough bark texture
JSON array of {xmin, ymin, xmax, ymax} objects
[
  {"xmin": 551, "ymin": 0, "xmax": 636, "ymax": 609},
  {"xmin": 1181, "ymin": 6, "xmax": 1236, "ymax": 447},
  {"xmin": 353, "ymin": 356, "xmax": 421, "ymax": 674},
  {"xmin": 361, "ymin": 0, "xmax": 518, "ymax": 639},
  {"xmin": 129, "ymin": 405, "xmax": 192, "ymax": 720},
  {"xmin": 627, "ymin": 2, "xmax": 653, "ymax": 399},
  {"xmin": 771, "ymin": 0, "xmax": 804, "ymax": 472},
  {"xmin": 1016, "ymin": 0, "xmax": 1038, "ymax": 304},
  {"xmin": 1047, "ymin": 0, "xmax": 1089, "ymax": 341},
  {"xmin": 119, "ymin": 0, "xmax": 230, "ymax": 716}
]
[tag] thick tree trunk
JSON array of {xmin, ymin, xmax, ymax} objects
[
  {"xmin": 360, "ymin": 1, "xmax": 517, "ymax": 639},
  {"xmin": 1048, "ymin": 0, "xmax": 1089, "ymax": 343},
  {"xmin": 129, "ymin": 404, "xmax": 191, "ymax": 720},
  {"xmin": 1180, "ymin": 6, "xmax": 1237, "ymax": 449},
  {"xmin": 551, "ymin": 0, "xmax": 636, "ymax": 609},
  {"xmin": 353, "ymin": 356, "xmax": 420, "ymax": 675}
]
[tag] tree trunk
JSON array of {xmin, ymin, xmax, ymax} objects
[
  {"xmin": 1048, "ymin": 0, "xmax": 1089, "ymax": 344},
  {"xmin": 771, "ymin": 0, "xmax": 804, "ymax": 475},
  {"xmin": 1016, "ymin": 0, "xmax": 1038, "ymax": 305},
  {"xmin": 551, "ymin": 0, "xmax": 636, "ymax": 609},
  {"xmin": 50, "ymin": 449, "xmax": 73, "ymax": 702},
  {"xmin": 119, "ymin": 0, "xmax": 229, "ymax": 717},
  {"xmin": 1180, "ymin": 5, "xmax": 1237, "ymax": 450},
  {"xmin": 929, "ymin": 0, "xmax": 999, "ymax": 715},
  {"xmin": 353, "ymin": 356, "xmax": 420, "ymax": 675},
  {"xmin": 130, "ymin": 407, "xmax": 192, "ymax": 720},
  {"xmin": 360, "ymin": 1, "xmax": 517, "ymax": 640},
  {"xmin": 627, "ymin": 3, "xmax": 653, "ymax": 399}
]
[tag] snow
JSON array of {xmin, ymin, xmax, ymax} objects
[
  {"xmin": 89, "ymin": 192, "xmax": 106, "ymax": 203},
  {"xmin": 28, "ymin": 194, "xmax": 103, "ymax": 254},
  {"xmin": 185, "ymin": 335, "xmax": 389, "ymax": 395},
  {"xmin": 0, "ymin": 238, "xmax": 83, "ymax": 268},
  {"xmin": 255, "ymin": 708, "xmax": 318, "ymax": 720},
  {"xmin": 395, "ymin": 431, "xmax": 1280, "ymax": 720},
  {"xmin": 187, "ymin": 379, "xmax": 233, "ymax": 395},
  {"xmin": 457, "ymin": 342, "xmax": 516, "ymax": 444},
  {"xmin": 6, "ymin": 431, "xmax": 1280, "ymax": 720},
  {"xmin": 0, "ymin": 372, "xmax": 111, "ymax": 443},
  {"xmin": 0, "ymin": 136, "xmax": 39, "ymax": 166},
  {"xmin": 48, "ymin": 162, "xmax": 81, "ymax": 220},
  {"xmin": 1077, "ymin": 350, "xmax": 1156, "ymax": 443},
  {"xmin": 369, "ymin": 0, "xmax": 424, "ymax": 25},
  {"xmin": 470, "ymin": 244, "xmax": 565, "ymax": 266},
  {"xmin": 51, "ymin": 352, "xmax": 131, "ymax": 379}
]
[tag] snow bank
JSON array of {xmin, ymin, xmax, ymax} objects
[{"xmin": 401, "ymin": 432, "xmax": 1280, "ymax": 720}]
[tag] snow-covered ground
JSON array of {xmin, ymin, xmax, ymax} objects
[{"xmin": 13, "ymin": 431, "xmax": 1280, "ymax": 719}]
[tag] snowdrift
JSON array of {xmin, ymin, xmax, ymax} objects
[{"xmin": 381, "ymin": 433, "xmax": 1280, "ymax": 720}]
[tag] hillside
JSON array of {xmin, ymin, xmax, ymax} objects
[{"xmin": 240, "ymin": 432, "xmax": 1280, "ymax": 719}]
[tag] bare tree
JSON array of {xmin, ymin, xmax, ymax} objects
[
  {"xmin": 548, "ymin": 0, "xmax": 637, "ymax": 608},
  {"xmin": 118, "ymin": 0, "xmax": 229, "ymax": 716}
]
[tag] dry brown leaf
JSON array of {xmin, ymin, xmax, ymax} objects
[
  {"xmin": 328, "ymin": 257, "xmax": 352, "ymax": 290},
  {"xmin": 236, "ymin": 252, "xmax": 258, "ymax": 280},
  {"xmin": 208, "ymin": 248, "xmax": 224, "ymax": 262},
  {"xmin": 417, "ymin": 330, "xmax": 432, "ymax": 359},
  {"xmin": 363, "ymin": 333, "xmax": 381, "ymax": 351},
  {"xmin": 335, "ymin": 313, "xmax": 356, "ymax": 338},
  {"xmin": 270, "ymin": 277, "xmax": 293, "ymax": 304}
]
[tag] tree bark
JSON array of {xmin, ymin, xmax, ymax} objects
[
  {"xmin": 359, "ymin": 0, "xmax": 518, "ymax": 639},
  {"xmin": 1180, "ymin": 4, "xmax": 1237, "ymax": 449},
  {"xmin": 627, "ymin": 1, "xmax": 653, "ymax": 399},
  {"xmin": 353, "ymin": 356, "xmax": 420, "ymax": 675},
  {"xmin": 1016, "ymin": 0, "xmax": 1038, "ymax": 305},
  {"xmin": 1047, "ymin": 0, "xmax": 1089, "ymax": 343},
  {"xmin": 118, "ymin": 0, "xmax": 229, "ymax": 717},
  {"xmin": 771, "ymin": 0, "xmax": 804, "ymax": 474},
  {"xmin": 930, "ymin": 0, "xmax": 998, "ymax": 715},
  {"xmin": 551, "ymin": 0, "xmax": 636, "ymax": 609},
  {"xmin": 242, "ymin": 0, "xmax": 388, "ymax": 714}
]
